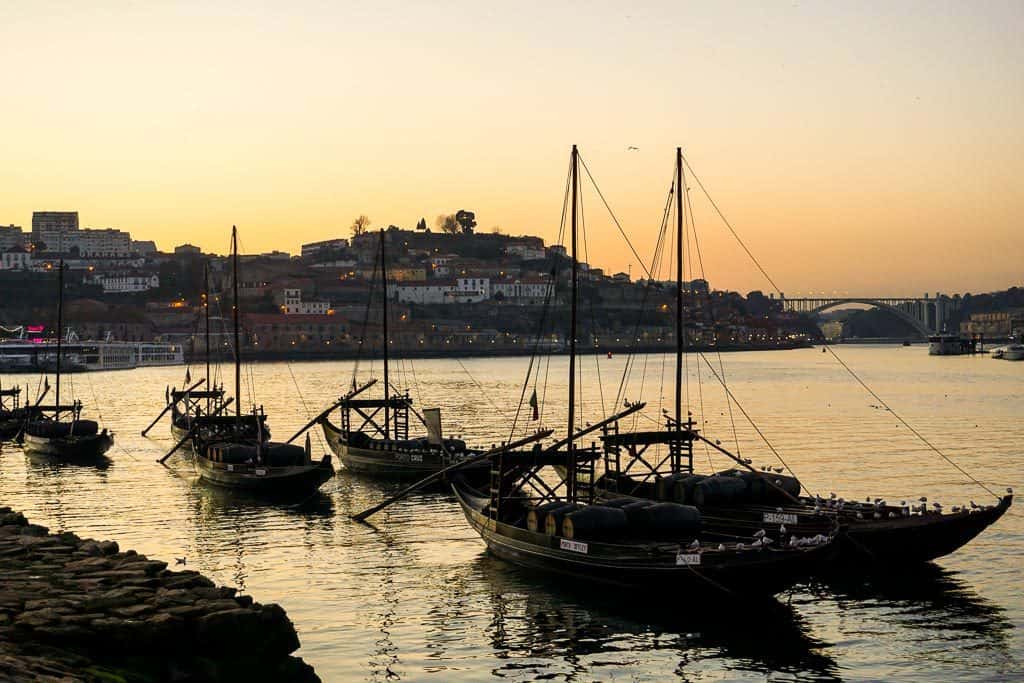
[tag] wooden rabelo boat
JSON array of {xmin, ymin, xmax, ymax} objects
[
  {"xmin": 159, "ymin": 227, "xmax": 332, "ymax": 496},
  {"xmin": 450, "ymin": 147, "xmax": 836, "ymax": 598},
  {"xmin": 0, "ymin": 386, "xmax": 35, "ymax": 441},
  {"xmin": 582, "ymin": 147, "xmax": 1012, "ymax": 567},
  {"xmin": 20, "ymin": 260, "xmax": 113, "ymax": 461},
  {"xmin": 319, "ymin": 229, "xmax": 479, "ymax": 478}
]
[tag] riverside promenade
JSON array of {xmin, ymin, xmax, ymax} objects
[{"xmin": 0, "ymin": 505, "xmax": 318, "ymax": 681}]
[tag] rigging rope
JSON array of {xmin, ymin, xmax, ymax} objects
[{"xmin": 680, "ymin": 151, "xmax": 999, "ymax": 500}]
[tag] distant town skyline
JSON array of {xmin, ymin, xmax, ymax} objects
[{"xmin": 2, "ymin": 1, "xmax": 1021, "ymax": 297}]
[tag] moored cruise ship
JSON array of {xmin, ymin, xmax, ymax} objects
[{"xmin": 0, "ymin": 340, "xmax": 183, "ymax": 372}]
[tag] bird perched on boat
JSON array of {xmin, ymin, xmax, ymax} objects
[
  {"xmin": 1008, "ymin": 487, "xmax": 1014, "ymax": 494},
  {"xmin": 970, "ymin": 501, "xmax": 979, "ymax": 509},
  {"xmin": 717, "ymin": 544, "xmax": 726, "ymax": 551},
  {"xmin": 753, "ymin": 529, "xmax": 766, "ymax": 539},
  {"xmin": 687, "ymin": 539, "xmax": 700, "ymax": 550},
  {"xmin": 779, "ymin": 524, "xmax": 787, "ymax": 535},
  {"xmin": 919, "ymin": 496, "xmax": 928, "ymax": 502},
  {"xmin": 773, "ymin": 467, "xmax": 783, "ymax": 474}
]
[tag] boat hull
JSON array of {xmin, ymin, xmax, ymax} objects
[
  {"xmin": 193, "ymin": 454, "xmax": 334, "ymax": 496},
  {"xmin": 840, "ymin": 496, "xmax": 1012, "ymax": 564},
  {"xmin": 451, "ymin": 477, "xmax": 832, "ymax": 597},
  {"xmin": 593, "ymin": 474, "xmax": 1012, "ymax": 567},
  {"xmin": 22, "ymin": 431, "xmax": 114, "ymax": 461},
  {"xmin": 321, "ymin": 417, "xmax": 462, "ymax": 478}
]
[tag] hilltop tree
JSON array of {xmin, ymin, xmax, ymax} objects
[
  {"xmin": 436, "ymin": 214, "xmax": 459, "ymax": 235},
  {"xmin": 416, "ymin": 217, "xmax": 428, "ymax": 231},
  {"xmin": 350, "ymin": 215, "xmax": 372, "ymax": 237}
]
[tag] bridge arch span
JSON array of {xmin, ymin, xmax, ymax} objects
[{"xmin": 806, "ymin": 299, "xmax": 931, "ymax": 338}]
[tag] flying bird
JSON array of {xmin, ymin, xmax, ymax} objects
[{"xmin": 627, "ymin": 146, "xmax": 639, "ymax": 151}]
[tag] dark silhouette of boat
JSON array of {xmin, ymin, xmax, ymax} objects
[
  {"xmin": 159, "ymin": 227, "xmax": 332, "ymax": 497},
  {"xmin": 319, "ymin": 230, "xmax": 479, "ymax": 478},
  {"xmin": 20, "ymin": 260, "xmax": 113, "ymax": 462},
  {"xmin": 585, "ymin": 147, "xmax": 1011, "ymax": 568},
  {"xmin": 450, "ymin": 147, "xmax": 836, "ymax": 598},
  {"xmin": 0, "ymin": 386, "xmax": 36, "ymax": 441}
]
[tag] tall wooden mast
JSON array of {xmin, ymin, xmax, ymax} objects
[
  {"xmin": 232, "ymin": 225, "xmax": 241, "ymax": 421},
  {"xmin": 566, "ymin": 145, "xmax": 579, "ymax": 501},
  {"xmin": 675, "ymin": 147, "xmax": 684, "ymax": 432},
  {"xmin": 380, "ymin": 229, "xmax": 390, "ymax": 440},
  {"xmin": 204, "ymin": 262, "xmax": 211, "ymax": 397},
  {"xmin": 55, "ymin": 258, "xmax": 64, "ymax": 420}
]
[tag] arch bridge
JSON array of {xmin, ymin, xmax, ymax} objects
[{"xmin": 780, "ymin": 295, "xmax": 960, "ymax": 337}]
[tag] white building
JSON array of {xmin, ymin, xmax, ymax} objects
[
  {"xmin": 88, "ymin": 273, "xmax": 160, "ymax": 293},
  {"xmin": 490, "ymin": 278, "xmax": 553, "ymax": 304},
  {"xmin": 453, "ymin": 277, "xmax": 489, "ymax": 303},
  {"xmin": 37, "ymin": 225, "xmax": 133, "ymax": 258},
  {"xmin": 504, "ymin": 243, "xmax": 546, "ymax": 261},
  {"xmin": 1, "ymin": 247, "xmax": 33, "ymax": 270},
  {"xmin": 282, "ymin": 288, "xmax": 330, "ymax": 315},
  {"xmin": 301, "ymin": 238, "xmax": 348, "ymax": 259},
  {"xmin": 429, "ymin": 255, "xmax": 454, "ymax": 277},
  {"xmin": 391, "ymin": 280, "xmax": 453, "ymax": 305},
  {"xmin": 132, "ymin": 240, "xmax": 157, "ymax": 255}
]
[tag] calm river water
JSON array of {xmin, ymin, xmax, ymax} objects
[{"xmin": 1, "ymin": 345, "xmax": 1020, "ymax": 681}]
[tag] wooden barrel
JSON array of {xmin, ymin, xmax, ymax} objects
[
  {"xmin": 563, "ymin": 506, "xmax": 629, "ymax": 541},
  {"xmin": 654, "ymin": 473, "xmax": 688, "ymax": 501},
  {"xmin": 527, "ymin": 501, "xmax": 569, "ymax": 532},
  {"xmin": 601, "ymin": 498, "xmax": 638, "ymax": 509},
  {"xmin": 622, "ymin": 500, "xmax": 655, "ymax": 529},
  {"xmin": 670, "ymin": 474, "xmax": 707, "ymax": 504},
  {"xmin": 633, "ymin": 502, "xmax": 702, "ymax": 538},
  {"xmin": 692, "ymin": 476, "xmax": 748, "ymax": 506},
  {"xmin": 545, "ymin": 503, "xmax": 582, "ymax": 536}
]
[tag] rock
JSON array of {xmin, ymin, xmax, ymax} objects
[
  {"xmin": 14, "ymin": 608, "xmax": 66, "ymax": 629},
  {"xmin": 82, "ymin": 587, "xmax": 147, "ymax": 611},
  {"xmin": 97, "ymin": 540, "xmax": 119, "ymax": 555},
  {"xmin": 18, "ymin": 524, "xmax": 48, "ymax": 537},
  {"xmin": 110, "ymin": 603, "xmax": 155, "ymax": 620}
]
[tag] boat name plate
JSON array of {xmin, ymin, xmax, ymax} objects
[
  {"xmin": 559, "ymin": 539, "xmax": 588, "ymax": 554},
  {"xmin": 675, "ymin": 552, "xmax": 702, "ymax": 566},
  {"xmin": 763, "ymin": 512, "xmax": 798, "ymax": 525}
]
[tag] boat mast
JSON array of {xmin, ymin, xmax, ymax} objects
[
  {"xmin": 380, "ymin": 229, "xmax": 390, "ymax": 440},
  {"xmin": 675, "ymin": 147, "xmax": 683, "ymax": 433},
  {"xmin": 232, "ymin": 225, "xmax": 241, "ymax": 421},
  {"xmin": 566, "ymin": 144, "xmax": 579, "ymax": 502},
  {"xmin": 55, "ymin": 258, "xmax": 64, "ymax": 420},
  {"xmin": 204, "ymin": 261, "xmax": 211, "ymax": 409}
]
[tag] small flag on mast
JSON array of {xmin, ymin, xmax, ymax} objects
[
  {"xmin": 185, "ymin": 368, "xmax": 191, "ymax": 384},
  {"xmin": 529, "ymin": 389, "xmax": 539, "ymax": 421}
]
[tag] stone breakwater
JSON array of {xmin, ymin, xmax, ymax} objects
[{"xmin": 0, "ymin": 506, "xmax": 319, "ymax": 682}]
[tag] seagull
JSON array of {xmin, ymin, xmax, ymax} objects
[
  {"xmin": 1008, "ymin": 487, "xmax": 1014, "ymax": 494},
  {"xmin": 970, "ymin": 501, "xmax": 979, "ymax": 509},
  {"xmin": 779, "ymin": 524, "xmax": 787, "ymax": 535},
  {"xmin": 175, "ymin": 557, "xmax": 186, "ymax": 566},
  {"xmin": 627, "ymin": 146, "xmax": 639, "ymax": 151},
  {"xmin": 753, "ymin": 529, "xmax": 766, "ymax": 539},
  {"xmin": 717, "ymin": 544, "xmax": 726, "ymax": 551},
  {"xmin": 919, "ymin": 496, "xmax": 927, "ymax": 502},
  {"xmin": 687, "ymin": 539, "xmax": 700, "ymax": 550}
]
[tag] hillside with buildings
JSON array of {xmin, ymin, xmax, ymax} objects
[{"xmin": 0, "ymin": 211, "xmax": 821, "ymax": 358}]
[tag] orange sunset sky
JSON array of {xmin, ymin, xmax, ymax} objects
[{"xmin": 1, "ymin": 1, "xmax": 1020, "ymax": 297}]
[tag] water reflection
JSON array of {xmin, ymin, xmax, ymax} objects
[{"xmin": 470, "ymin": 555, "xmax": 840, "ymax": 681}]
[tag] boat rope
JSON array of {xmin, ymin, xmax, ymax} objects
[
  {"xmin": 285, "ymin": 361, "xmax": 327, "ymax": 453},
  {"xmin": 455, "ymin": 357, "xmax": 511, "ymax": 421},
  {"xmin": 577, "ymin": 180, "xmax": 607, "ymax": 422},
  {"xmin": 822, "ymin": 345, "xmax": 1000, "ymax": 499},
  {"xmin": 509, "ymin": 157, "xmax": 572, "ymax": 442},
  {"xmin": 679, "ymin": 152, "xmax": 1001, "ymax": 501},
  {"xmin": 680, "ymin": 152, "xmax": 782, "ymax": 294},
  {"xmin": 681, "ymin": 168, "xmax": 742, "ymax": 461},
  {"xmin": 698, "ymin": 353, "xmax": 815, "ymax": 497}
]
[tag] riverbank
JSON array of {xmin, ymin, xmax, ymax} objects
[
  {"xmin": 0, "ymin": 505, "xmax": 318, "ymax": 682},
  {"xmin": 183, "ymin": 340, "xmax": 813, "ymax": 363}
]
